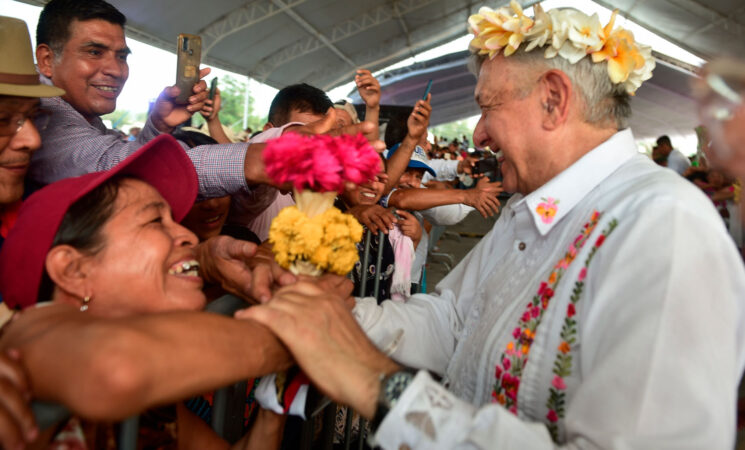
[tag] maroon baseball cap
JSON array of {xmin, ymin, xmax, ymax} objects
[{"xmin": 0, "ymin": 134, "xmax": 198, "ymax": 309}]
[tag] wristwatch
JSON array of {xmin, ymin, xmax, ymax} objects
[{"xmin": 370, "ymin": 368, "xmax": 417, "ymax": 434}]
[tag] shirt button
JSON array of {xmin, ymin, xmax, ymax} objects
[{"xmin": 518, "ymin": 242, "xmax": 526, "ymax": 251}]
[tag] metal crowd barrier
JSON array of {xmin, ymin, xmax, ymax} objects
[{"xmin": 32, "ymin": 229, "xmax": 389, "ymax": 449}]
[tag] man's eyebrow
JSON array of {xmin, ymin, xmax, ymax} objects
[{"xmin": 80, "ymin": 41, "xmax": 132, "ymax": 55}]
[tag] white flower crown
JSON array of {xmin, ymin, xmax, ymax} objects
[{"xmin": 468, "ymin": 1, "xmax": 655, "ymax": 95}]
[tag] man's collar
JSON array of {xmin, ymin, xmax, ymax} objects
[{"xmin": 517, "ymin": 129, "xmax": 637, "ymax": 235}]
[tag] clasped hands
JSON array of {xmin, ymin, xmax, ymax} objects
[{"xmin": 198, "ymin": 235, "xmax": 398, "ymax": 418}]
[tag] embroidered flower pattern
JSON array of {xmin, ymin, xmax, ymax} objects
[
  {"xmin": 536, "ymin": 197, "xmax": 559, "ymax": 224},
  {"xmin": 545, "ymin": 217, "xmax": 618, "ymax": 442},
  {"xmin": 492, "ymin": 210, "xmax": 602, "ymax": 412}
]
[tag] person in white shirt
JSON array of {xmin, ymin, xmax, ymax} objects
[
  {"xmin": 238, "ymin": 3, "xmax": 745, "ymax": 449},
  {"xmin": 655, "ymin": 135, "xmax": 691, "ymax": 175}
]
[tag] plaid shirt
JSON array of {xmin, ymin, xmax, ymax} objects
[{"xmin": 30, "ymin": 93, "xmax": 251, "ymax": 198}]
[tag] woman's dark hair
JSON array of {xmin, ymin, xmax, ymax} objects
[
  {"xmin": 171, "ymin": 129, "xmax": 218, "ymax": 149},
  {"xmin": 37, "ymin": 0, "xmax": 127, "ymax": 54},
  {"xmin": 37, "ymin": 176, "xmax": 131, "ymax": 301}
]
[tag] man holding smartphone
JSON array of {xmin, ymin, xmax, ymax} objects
[{"xmin": 27, "ymin": 0, "xmax": 379, "ymax": 200}]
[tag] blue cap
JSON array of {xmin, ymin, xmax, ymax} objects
[{"xmin": 386, "ymin": 144, "xmax": 436, "ymax": 177}]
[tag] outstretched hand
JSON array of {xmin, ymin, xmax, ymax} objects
[
  {"xmin": 464, "ymin": 177, "xmax": 503, "ymax": 217},
  {"xmin": 348, "ymin": 204, "xmax": 397, "ymax": 235},
  {"xmin": 196, "ymin": 235, "xmax": 259, "ymax": 300},
  {"xmin": 284, "ymin": 108, "xmax": 385, "ymax": 152},
  {"xmin": 151, "ymin": 67, "xmax": 211, "ymax": 133},
  {"xmin": 235, "ymin": 282, "xmax": 399, "ymax": 419}
]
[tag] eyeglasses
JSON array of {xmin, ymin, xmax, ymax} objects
[{"xmin": 0, "ymin": 109, "xmax": 51, "ymax": 137}]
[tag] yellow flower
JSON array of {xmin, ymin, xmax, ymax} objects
[
  {"xmin": 269, "ymin": 205, "xmax": 364, "ymax": 275},
  {"xmin": 468, "ymin": 1, "xmax": 533, "ymax": 58},
  {"xmin": 591, "ymin": 10, "xmax": 653, "ymax": 94}
]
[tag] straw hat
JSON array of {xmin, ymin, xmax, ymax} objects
[{"xmin": 0, "ymin": 16, "xmax": 64, "ymax": 98}]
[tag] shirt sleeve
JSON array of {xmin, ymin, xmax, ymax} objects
[
  {"xmin": 425, "ymin": 159, "xmax": 459, "ymax": 181},
  {"xmin": 373, "ymin": 196, "xmax": 745, "ymax": 450},
  {"xmin": 33, "ymin": 100, "xmax": 252, "ymax": 198},
  {"xmin": 419, "ymin": 203, "xmax": 474, "ymax": 226}
]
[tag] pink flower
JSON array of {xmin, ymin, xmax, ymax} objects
[
  {"xmin": 495, "ymin": 365, "xmax": 503, "ymax": 379},
  {"xmin": 546, "ymin": 409, "xmax": 559, "ymax": 422},
  {"xmin": 521, "ymin": 311, "xmax": 531, "ymax": 322},
  {"xmin": 263, "ymin": 132, "xmax": 380, "ymax": 192},
  {"xmin": 502, "ymin": 357, "xmax": 511, "ymax": 371},
  {"xmin": 567, "ymin": 303, "xmax": 576, "ymax": 317},
  {"xmin": 536, "ymin": 197, "xmax": 559, "ymax": 224},
  {"xmin": 551, "ymin": 375, "xmax": 566, "ymax": 390},
  {"xmin": 509, "ymin": 405, "xmax": 518, "ymax": 414},
  {"xmin": 578, "ymin": 267, "xmax": 587, "ymax": 282},
  {"xmin": 568, "ymin": 245, "xmax": 577, "ymax": 258},
  {"xmin": 531, "ymin": 306, "xmax": 540, "ymax": 318},
  {"xmin": 512, "ymin": 327, "xmax": 522, "ymax": 339}
]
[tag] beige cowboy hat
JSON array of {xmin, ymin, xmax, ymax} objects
[{"xmin": 0, "ymin": 16, "xmax": 64, "ymax": 98}]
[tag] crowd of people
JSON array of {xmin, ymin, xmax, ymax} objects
[{"xmin": 0, "ymin": 0, "xmax": 744, "ymax": 449}]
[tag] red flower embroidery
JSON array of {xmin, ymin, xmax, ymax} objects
[
  {"xmin": 595, "ymin": 235, "xmax": 605, "ymax": 247},
  {"xmin": 567, "ymin": 303, "xmax": 576, "ymax": 317},
  {"xmin": 546, "ymin": 410, "xmax": 559, "ymax": 422}
]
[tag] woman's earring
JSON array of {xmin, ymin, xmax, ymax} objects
[{"xmin": 80, "ymin": 296, "xmax": 91, "ymax": 312}]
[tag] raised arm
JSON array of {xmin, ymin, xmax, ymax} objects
[
  {"xmin": 388, "ymin": 177, "xmax": 502, "ymax": 217},
  {"xmin": 200, "ymin": 88, "xmax": 232, "ymax": 145},
  {"xmin": 355, "ymin": 69, "xmax": 381, "ymax": 141},
  {"xmin": 384, "ymin": 96, "xmax": 432, "ymax": 193}
]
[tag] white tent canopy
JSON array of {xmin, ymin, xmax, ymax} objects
[
  {"xmin": 15, "ymin": 0, "xmax": 744, "ymax": 92},
  {"xmin": 15, "ymin": 0, "xmax": 744, "ymax": 142}
]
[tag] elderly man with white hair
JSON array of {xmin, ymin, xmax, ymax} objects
[{"xmin": 239, "ymin": 3, "xmax": 745, "ymax": 449}]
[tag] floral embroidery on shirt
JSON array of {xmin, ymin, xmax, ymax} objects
[
  {"xmin": 545, "ymin": 217, "xmax": 618, "ymax": 442},
  {"xmin": 536, "ymin": 197, "xmax": 559, "ymax": 224},
  {"xmin": 492, "ymin": 210, "xmax": 602, "ymax": 412}
]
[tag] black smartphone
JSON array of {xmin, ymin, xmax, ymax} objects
[
  {"xmin": 209, "ymin": 77, "xmax": 218, "ymax": 100},
  {"xmin": 422, "ymin": 79, "xmax": 433, "ymax": 100}
]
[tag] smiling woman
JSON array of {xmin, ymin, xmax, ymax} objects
[{"xmin": 0, "ymin": 135, "xmax": 298, "ymax": 449}]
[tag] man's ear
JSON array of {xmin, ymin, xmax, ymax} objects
[
  {"xmin": 539, "ymin": 69, "xmax": 572, "ymax": 130},
  {"xmin": 45, "ymin": 245, "xmax": 93, "ymax": 300},
  {"xmin": 36, "ymin": 44, "xmax": 56, "ymax": 79}
]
